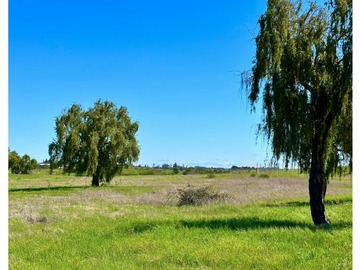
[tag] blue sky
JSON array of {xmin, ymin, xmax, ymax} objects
[
  {"xmin": 3, "ymin": 1, "xmax": 359, "ymax": 266},
  {"xmin": 9, "ymin": 0, "xmax": 279, "ymax": 168}
]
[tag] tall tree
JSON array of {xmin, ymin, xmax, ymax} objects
[
  {"xmin": 241, "ymin": 0, "xmax": 352, "ymax": 225},
  {"xmin": 49, "ymin": 100, "xmax": 140, "ymax": 186}
]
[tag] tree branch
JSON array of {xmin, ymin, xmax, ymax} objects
[{"xmin": 298, "ymin": 79, "xmax": 315, "ymax": 94}]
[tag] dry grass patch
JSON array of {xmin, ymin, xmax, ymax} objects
[
  {"xmin": 9, "ymin": 173, "xmax": 352, "ymax": 226},
  {"xmin": 12, "ymin": 207, "xmax": 50, "ymax": 224},
  {"xmin": 167, "ymin": 185, "xmax": 231, "ymax": 206}
]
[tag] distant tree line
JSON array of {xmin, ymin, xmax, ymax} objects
[
  {"xmin": 8, "ymin": 149, "xmax": 38, "ymax": 174},
  {"xmin": 135, "ymin": 163, "xmax": 257, "ymax": 175}
]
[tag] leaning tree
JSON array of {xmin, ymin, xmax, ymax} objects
[
  {"xmin": 49, "ymin": 100, "xmax": 140, "ymax": 186},
  {"xmin": 241, "ymin": 0, "xmax": 352, "ymax": 225}
]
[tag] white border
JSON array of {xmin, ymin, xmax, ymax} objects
[{"xmin": 1, "ymin": 0, "xmax": 9, "ymax": 267}]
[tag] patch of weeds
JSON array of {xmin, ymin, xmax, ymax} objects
[
  {"xmin": 206, "ymin": 171, "xmax": 216, "ymax": 178},
  {"xmin": 18, "ymin": 209, "xmax": 50, "ymax": 224},
  {"xmin": 167, "ymin": 185, "xmax": 230, "ymax": 206},
  {"xmin": 28, "ymin": 216, "xmax": 49, "ymax": 224},
  {"xmin": 258, "ymin": 174, "xmax": 270, "ymax": 178}
]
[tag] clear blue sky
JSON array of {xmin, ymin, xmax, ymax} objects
[{"xmin": 9, "ymin": 0, "xmax": 276, "ymax": 168}]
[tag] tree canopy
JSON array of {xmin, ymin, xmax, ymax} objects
[
  {"xmin": 8, "ymin": 149, "xmax": 38, "ymax": 174},
  {"xmin": 241, "ymin": 0, "xmax": 352, "ymax": 225},
  {"xmin": 49, "ymin": 100, "xmax": 140, "ymax": 186}
]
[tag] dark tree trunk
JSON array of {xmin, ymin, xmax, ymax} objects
[
  {"xmin": 309, "ymin": 130, "xmax": 330, "ymax": 226},
  {"xmin": 92, "ymin": 167, "xmax": 101, "ymax": 187},
  {"xmin": 92, "ymin": 175, "xmax": 100, "ymax": 187},
  {"xmin": 308, "ymin": 92, "xmax": 333, "ymax": 226},
  {"xmin": 309, "ymin": 159, "xmax": 329, "ymax": 226}
]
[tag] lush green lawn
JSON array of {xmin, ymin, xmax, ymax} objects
[{"xmin": 9, "ymin": 170, "xmax": 352, "ymax": 269}]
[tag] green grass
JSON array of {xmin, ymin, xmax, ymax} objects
[{"xmin": 9, "ymin": 171, "xmax": 352, "ymax": 269}]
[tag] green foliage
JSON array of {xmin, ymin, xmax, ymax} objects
[
  {"xmin": 172, "ymin": 163, "xmax": 180, "ymax": 174},
  {"xmin": 206, "ymin": 170, "xmax": 216, "ymax": 178},
  {"xmin": 48, "ymin": 99, "xmax": 140, "ymax": 185},
  {"xmin": 8, "ymin": 150, "xmax": 21, "ymax": 173},
  {"xmin": 8, "ymin": 149, "xmax": 38, "ymax": 174},
  {"xmin": 172, "ymin": 167, "xmax": 180, "ymax": 174},
  {"xmin": 241, "ymin": 0, "xmax": 352, "ymax": 178}
]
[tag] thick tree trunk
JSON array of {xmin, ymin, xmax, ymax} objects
[
  {"xmin": 308, "ymin": 92, "xmax": 333, "ymax": 226},
  {"xmin": 92, "ymin": 167, "xmax": 101, "ymax": 187},
  {"xmin": 309, "ymin": 160, "xmax": 329, "ymax": 226},
  {"xmin": 92, "ymin": 175, "xmax": 100, "ymax": 187},
  {"xmin": 309, "ymin": 133, "xmax": 330, "ymax": 226}
]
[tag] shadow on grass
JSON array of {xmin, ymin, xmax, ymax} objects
[
  {"xmin": 181, "ymin": 217, "xmax": 311, "ymax": 231},
  {"xmin": 9, "ymin": 185, "xmax": 156, "ymax": 194},
  {"xmin": 180, "ymin": 217, "xmax": 352, "ymax": 231},
  {"xmin": 9, "ymin": 186, "xmax": 89, "ymax": 193},
  {"xmin": 265, "ymin": 197, "xmax": 352, "ymax": 208},
  {"xmin": 116, "ymin": 217, "xmax": 351, "ymax": 235}
]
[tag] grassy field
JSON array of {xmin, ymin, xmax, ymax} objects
[{"xmin": 9, "ymin": 170, "xmax": 352, "ymax": 269}]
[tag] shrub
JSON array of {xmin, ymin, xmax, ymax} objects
[
  {"xmin": 172, "ymin": 167, "xmax": 180, "ymax": 174},
  {"xmin": 167, "ymin": 185, "xmax": 230, "ymax": 206},
  {"xmin": 8, "ymin": 150, "xmax": 38, "ymax": 174},
  {"xmin": 258, "ymin": 173, "xmax": 270, "ymax": 178}
]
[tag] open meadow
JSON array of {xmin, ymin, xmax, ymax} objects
[{"xmin": 9, "ymin": 169, "xmax": 352, "ymax": 269}]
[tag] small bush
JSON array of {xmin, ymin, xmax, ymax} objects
[
  {"xmin": 206, "ymin": 171, "xmax": 216, "ymax": 178},
  {"xmin": 250, "ymin": 173, "xmax": 256, "ymax": 177},
  {"xmin": 258, "ymin": 173, "xmax": 270, "ymax": 178},
  {"xmin": 172, "ymin": 167, "xmax": 180, "ymax": 174},
  {"xmin": 167, "ymin": 185, "xmax": 230, "ymax": 206}
]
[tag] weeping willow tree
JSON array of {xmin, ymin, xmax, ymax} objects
[
  {"xmin": 242, "ymin": 0, "xmax": 352, "ymax": 225},
  {"xmin": 49, "ymin": 100, "xmax": 140, "ymax": 186}
]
